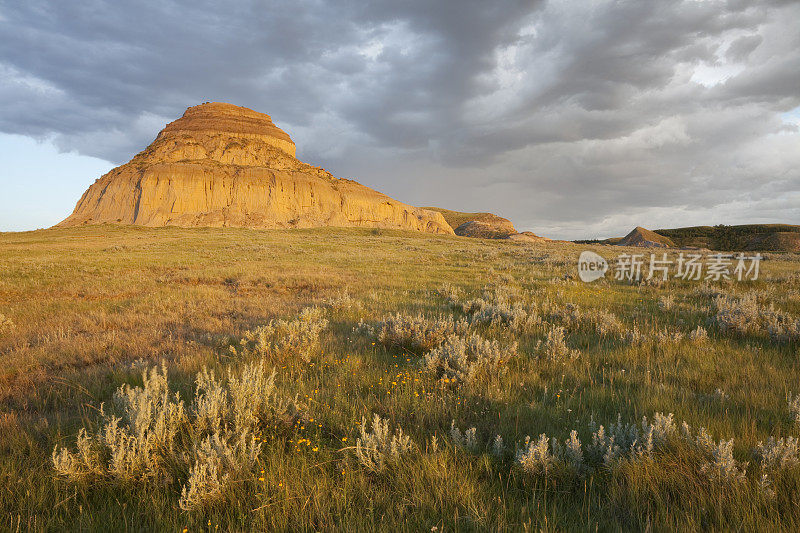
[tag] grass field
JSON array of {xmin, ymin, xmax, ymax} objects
[{"xmin": 1, "ymin": 226, "xmax": 799, "ymax": 531}]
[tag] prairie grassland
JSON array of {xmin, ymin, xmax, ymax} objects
[{"xmin": 1, "ymin": 225, "xmax": 799, "ymax": 531}]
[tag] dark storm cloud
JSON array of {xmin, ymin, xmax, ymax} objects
[{"xmin": 0, "ymin": 0, "xmax": 798, "ymax": 238}]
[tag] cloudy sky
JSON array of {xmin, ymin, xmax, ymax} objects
[{"xmin": 1, "ymin": 0, "xmax": 798, "ymax": 238}]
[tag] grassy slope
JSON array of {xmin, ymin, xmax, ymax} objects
[
  {"xmin": 654, "ymin": 224, "xmax": 800, "ymax": 251},
  {"xmin": 1, "ymin": 226, "xmax": 799, "ymax": 531}
]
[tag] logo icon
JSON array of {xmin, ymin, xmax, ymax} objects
[{"xmin": 578, "ymin": 251, "xmax": 608, "ymax": 282}]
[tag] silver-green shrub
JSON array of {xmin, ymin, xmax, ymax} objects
[
  {"xmin": 713, "ymin": 293, "xmax": 799, "ymax": 342},
  {"xmin": 536, "ymin": 326, "xmax": 579, "ymax": 362},
  {"xmin": 53, "ymin": 361, "xmax": 301, "ymax": 510},
  {"xmin": 354, "ymin": 414, "xmax": 413, "ymax": 473},
  {"xmin": 242, "ymin": 307, "xmax": 328, "ymax": 362},
  {"xmin": 424, "ymin": 333, "xmax": 515, "ymax": 383},
  {"xmin": 446, "ymin": 286, "xmax": 540, "ymax": 333},
  {"xmin": 449, "ymin": 421, "xmax": 478, "ymax": 451},
  {"xmin": 360, "ymin": 312, "xmax": 469, "ymax": 353}
]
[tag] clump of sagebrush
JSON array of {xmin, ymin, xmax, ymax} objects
[
  {"xmin": 423, "ymin": 333, "xmax": 515, "ymax": 383},
  {"xmin": 354, "ymin": 414, "xmax": 413, "ymax": 473},
  {"xmin": 689, "ymin": 325, "xmax": 709, "ymax": 342},
  {"xmin": 658, "ymin": 294, "xmax": 675, "ymax": 311},
  {"xmin": 693, "ymin": 283, "xmax": 727, "ymax": 299},
  {"xmin": 543, "ymin": 302, "xmax": 624, "ymax": 338},
  {"xmin": 445, "ymin": 285, "xmax": 540, "ymax": 333},
  {"xmin": 625, "ymin": 325, "xmax": 645, "ymax": 344},
  {"xmin": 655, "ymin": 327, "xmax": 686, "ymax": 344},
  {"xmin": 179, "ymin": 430, "xmax": 262, "ymax": 510},
  {"xmin": 517, "ymin": 430, "xmax": 584, "ymax": 477},
  {"xmin": 492, "ymin": 435, "xmax": 505, "ymax": 457},
  {"xmin": 712, "ymin": 293, "xmax": 800, "ymax": 342},
  {"xmin": 52, "ymin": 361, "xmax": 302, "ymax": 511},
  {"xmin": 449, "ymin": 421, "xmax": 478, "ymax": 451},
  {"xmin": 535, "ymin": 325, "xmax": 579, "ymax": 362},
  {"xmin": 700, "ymin": 438, "xmax": 748, "ymax": 483},
  {"xmin": 52, "ymin": 363, "xmax": 188, "ymax": 481},
  {"xmin": 587, "ymin": 412, "xmax": 677, "ymax": 465},
  {"xmin": 0, "ymin": 313, "xmax": 14, "ymax": 336},
  {"xmin": 358, "ymin": 312, "xmax": 469, "ymax": 353},
  {"xmin": 517, "ymin": 412, "xmax": 679, "ymax": 479},
  {"xmin": 757, "ymin": 436, "xmax": 799, "ymax": 497},
  {"xmin": 323, "ymin": 291, "xmax": 363, "ymax": 312},
  {"xmin": 242, "ymin": 307, "xmax": 328, "ymax": 362},
  {"xmin": 788, "ymin": 393, "xmax": 800, "ymax": 426},
  {"xmin": 516, "ymin": 411, "xmax": 756, "ymax": 485},
  {"xmin": 684, "ymin": 425, "xmax": 748, "ymax": 483}
]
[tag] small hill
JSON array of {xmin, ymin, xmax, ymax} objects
[
  {"xmin": 58, "ymin": 102, "xmax": 453, "ymax": 235},
  {"xmin": 654, "ymin": 224, "xmax": 800, "ymax": 252},
  {"xmin": 617, "ymin": 227, "xmax": 675, "ymax": 248},
  {"xmin": 424, "ymin": 207, "xmax": 554, "ymax": 243},
  {"xmin": 424, "ymin": 208, "xmax": 517, "ymax": 238},
  {"xmin": 507, "ymin": 231, "xmax": 550, "ymax": 243}
]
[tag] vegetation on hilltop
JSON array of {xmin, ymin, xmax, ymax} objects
[
  {"xmin": 578, "ymin": 224, "xmax": 800, "ymax": 252},
  {"xmin": 654, "ymin": 224, "xmax": 800, "ymax": 252}
]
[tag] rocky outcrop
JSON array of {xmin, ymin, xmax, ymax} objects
[
  {"xmin": 425, "ymin": 207, "xmax": 552, "ymax": 243},
  {"xmin": 507, "ymin": 231, "xmax": 550, "ymax": 243},
  {"xmin": 454, "ymin": 220, "xmax": 516, "ymax": 239},
  {"xmin": 58, "ymin": 103, "xmax": 453, "ymax": 235},
  {"xmin": 425, "ymin": 208, "xmax": 517, "ymax": 238},
  {"xmin": 616, "ymin": 227, "xmax": 675, "ymax": 248}
]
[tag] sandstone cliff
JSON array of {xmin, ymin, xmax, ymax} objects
[{"xmin": 58, "ymin": 103, "xmax": 453, "ymax": 235}]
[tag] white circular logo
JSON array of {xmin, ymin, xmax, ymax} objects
[{"xmin": 578, "ymin": 251, "xmax": 608, "ymax": 282}]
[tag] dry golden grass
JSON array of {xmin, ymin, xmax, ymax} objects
[{"xmin": 1, "ymin": 225, "xmax": 799, "ymax": 531}]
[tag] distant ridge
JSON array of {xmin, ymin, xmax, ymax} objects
[
  {"xmin": 580, "ymin": 224, "xmax": 800, "ymax": 252},
  {"xmin": 654, "ymin": 224, "xmax": 800, "ymax": 252}
]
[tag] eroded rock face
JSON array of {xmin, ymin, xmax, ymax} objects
[{"xmin": 58, "ymin": 102, "xmax": 453, "ymax": 235}]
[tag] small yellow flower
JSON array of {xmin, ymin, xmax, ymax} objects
[
  {"xmin": 341, "ymin": 437, "xmax": 347, "ymax": 442},
  {"xmin": 312, "ymin": 447, "xmax": 319, "ymax": 452}
]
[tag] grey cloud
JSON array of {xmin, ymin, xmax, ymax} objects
[
  {"xmin": 725, "ymin": 34, "xmax": 763, "ymax": 61},
  {"xmin": 0, "ymin": 0, "xmax": 798, "ymax": 238}
]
